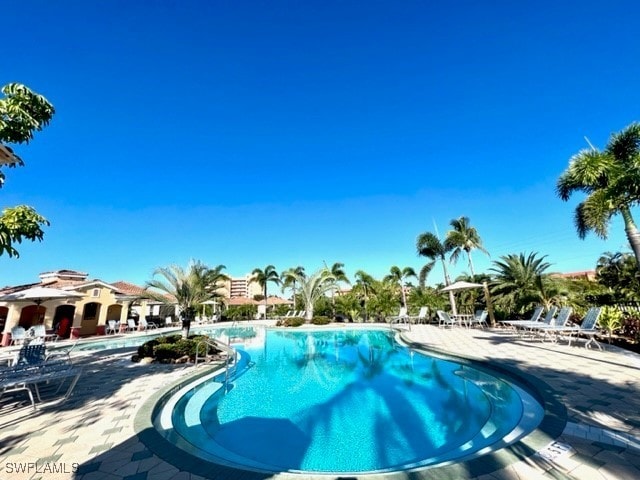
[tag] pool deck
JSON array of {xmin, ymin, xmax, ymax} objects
[{"xmin": 0, "ymin": 322, "xmax": 639, "ymax": 479}]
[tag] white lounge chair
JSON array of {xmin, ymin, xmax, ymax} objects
[
  {"xmin": 468, "ymin": 310, "xmax": 488, "ymax": 329},
  {"xmin": 388, "ymin": 307, "xmax": 408, "ymax": 324},
  {"xmin": 10, "ymin": 326, "xmax": 26, "ymax": 345},
  {"xmin": 139, "ymin": 318, "xmax": 158, "ymax": 330},
  {"xmin": 106, "ymin": 320, "xmax": 118, "ymax": 334},
  {"xmin": 528, "ymin": 307, "xmax": 573, "ymax": 341},
  {"xmin": 437, "ymin": 310, "xmax": 458, "ymax": 328},
  {"xmin": 507, "ymin": 306, "xmax": 557, "ymax": 336},
  {"xmin": 542, "ymin": 307, "xmax": 602, "ymax": 349},
  {"xmin": 126, "ymin": 319, "xmax": 137, "ymax": 332},
  {"xmin": 409, "ymin": 306, "xmax": 429, "ymax": 324},
  {"xmin": 500, "ymin": 306, "xmax": 544, "ymax": 328}
]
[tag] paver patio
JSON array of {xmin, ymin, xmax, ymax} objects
[{"xmin": 0, "ymin": 323, "xmax": 638, "ymax": 479}]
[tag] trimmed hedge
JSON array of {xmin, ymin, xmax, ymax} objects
[
  {"xmin": 311, "ymin": 316, "xmax": 331, "ymax": 325},
  {"xmin": 276, "ymin": 317, "xmax": 306, "ymax": 327},
  {"xmin": 137, "ymin": 334, "xmax": 215, "ymax": 362}
]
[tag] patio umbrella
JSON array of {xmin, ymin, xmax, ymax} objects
[
  {"xmin": 440, "ymin": 281, "xmax": 496, "ymax": 325},
  {"xmin": 0, "ymin": 286, "xmax": 84, "ymax": 308}
]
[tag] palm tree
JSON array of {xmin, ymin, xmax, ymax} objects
[
  {"xmin": 353, "ymin": 270, "xmax": 376, "ymax": 321},
  {"xmin": 489, "ymin": 252, "xmax": 551, "ymax": 314},
  {"xmin": 145, "ymin": 260, "xmax": 227, "ymax": 338},
  {"xmin": 444, "ymin": 216, "xmax": 489, "ymax": 276},
  {"xmin": 557, "ymin": 123, "xmax": 640, "ymax": 271},
  {"xmin": 384, "ymin": 266, "xmax": 417, "ymax": 308},
  {"xmin": 416, "ymin": 231, "xmax": 452, "ymax": 286},
  {"xmin": 251, "ymin": 265, "xmax": 281, "ymax": 316},
  {"xmin": 329, "ymin": 262, "xmax": 350, "ymax": 318},
  {"xmin": 281, "ymin": 266, "xmax": 305, "ymax": 311},
  {"xmin": 296, "ymin": 268, "xmax": 337, "ymax": 321},
  {"xmin": 417, "ymin": 230, "xmax": 457, "ymax": 312}
]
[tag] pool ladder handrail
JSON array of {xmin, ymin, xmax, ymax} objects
[{"xmin": 195, "ymin": 337, "xmax": 238, "ymax": 385}]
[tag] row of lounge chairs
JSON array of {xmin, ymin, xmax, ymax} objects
[
  {"xmin": 105, "ymin": 318, "xmax": 159, "ymax": 334},
  {"xmin": 500, "ymin": 306, "xmax": 603, "ymax": 349},
  {"xmin": 0, "ymin": 343, "xmax": 81, "ymax": 409}
]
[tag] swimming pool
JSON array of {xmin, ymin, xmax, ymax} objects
[{"xmin": 155, "ymin": 328, "xmax": 544, "ymax": 474}]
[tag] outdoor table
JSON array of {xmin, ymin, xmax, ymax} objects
[{"xmin": 451, "ymin": 314, "xmax": 473, "ymax": 328}]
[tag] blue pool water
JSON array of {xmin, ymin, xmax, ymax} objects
[{"xmin": 162, "ymin": 328, "xmax": 543, "ymax": 474}]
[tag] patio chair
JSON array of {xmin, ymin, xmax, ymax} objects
[
  {"xmin": 506, "ymin": 306, "xmax": 557, "ymax": 336},
  {"xmin": 139, "ymin": 318, "xmax": 158, "ymax": 330},
  {"xmin": 499, "ymin": 306, "xmax": 544, "ymax": 328},
  {"xmin": 409, "ymin": 306, "xmax": 429, "ymax": 324},
  {"xmin": 10, "ymin": 326, "xmax": 26, "ymax": 345},
  {"xmin": 387, "ymin": 307, "xmax": 408, "ymax": 324},
  {"xmin": 542, "ymin": 307, "xmax": 603, "ymax": 349},
  {"xmin": 468, "ymin": 310, "xmax": 488, "ymax": 329},
  {"xmin": 126, "ymin": 318, "xmax": 137, "ymax": 332},
  {"xmin": 528, "ymin": 307, "xmax": 573, "ymax": 341},
  {"xmin": 437, "ymin": 310, "xmax": 458, "ymax": 328},
  {"xmin": 106, "ymin": 320, "xmax": 118, "ymax": 334},
  {"xmin": 13, "ymin": 343, "xmax": 47, "ymax": 366},
  {"xmin": 0, "ymin": 351, "xmax": 82, "ymax": 409}
]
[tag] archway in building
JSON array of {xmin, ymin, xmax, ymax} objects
[
  {"xmin": 19, "ymin": 305, "xmax": 46, "ymax": 329},
  {"xmin": 80, "ymin": 302, "xmax": 101, "ymax": 336},
  {"xmin": 53, "ymin": 305, "xmax": 75, "ymax": 339},
  {"xmin": 106, "ymin": 304, "xmax": 123, "ymax": 321}
]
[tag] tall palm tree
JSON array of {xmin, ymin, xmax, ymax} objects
[
  {"xmin": 416, "ymin": 230, "xmax": 456, "ymax": 311},
  {"xmin": 444, "ymin": 216, "xmax": 489, "ymax": 276},
  {"xmin": 383, "ymin": 266, "xmax": 417, "ymax": 308},
  {"xmin": 251, "ymin": 265, "xmax": 281, "ymax": 316},
  {"xmin": 489, "ymin": 252, "xmax": 551, "ymax": 314},
  {"xmin": 281, "ymin": 266, "xmax": 305, "ymax": 311},
  {"xmin": 416, "ymin": 231, "xmax": 452, "ymax": 285},
  {"xmin": 557, "ymin": 122, "xmax": 640, "ymax": 271},
  {"xmin": 329, "ymin": 262, "xmax": 350, "ymax": 318},
  {"xmin": 145, "ymin": 260, "xmax": 227, "ymax": 338},
  {"xmin": 353, "ymin": 270, "xmax": 376, "ymax": 322},
  {"xmin": 297, "ymin": 268, "xmax": 337, "ymax": 321}
]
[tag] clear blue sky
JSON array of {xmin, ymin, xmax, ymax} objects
[{"xmin": 1, "ymin": 1, "xmax": 638, "ymax": 288}]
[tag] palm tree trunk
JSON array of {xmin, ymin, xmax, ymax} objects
[
  {"xmin": 467, "ymin": 251, "xmax": 476, "ymax": 277},
  {"xmin": 440, "ymin": 257, "xmax": 457, "ymax": 314},
  {"xmin": 292, "ymin": 282, "xmax": 297, "ymax": 311},
  {"xmin": 622, "ymin": 207, "xmax": 640, "ymax": 273},
  {"xmin": 401, "ymin": 281, "xmax": 407, "ymax": 308},
  {"xmin": 181, "ymin": 313, "xmax": 191, "ymax": 339}
]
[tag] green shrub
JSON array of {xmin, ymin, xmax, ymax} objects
[
  {"xmin": 276, "ymin": 317, "xmax": 305, "ymax": 327},
  {"xmin": 311, "ymin": 316, "xmax": 330, "ymax": 325},
  {"xmin": 599, "ymin": 307, "xmax": 623, "ymax": 343},
  {"xmin": 138, "ymin": 334, "xmax": 214, "ymax": 361}
]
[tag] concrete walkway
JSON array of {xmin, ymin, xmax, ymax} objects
[{"xmin": 0, "ymin": 324, "xmax": 638, "ymax": 479}]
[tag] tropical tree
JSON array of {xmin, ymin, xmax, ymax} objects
[
  {"xmin": 444, "ymin": 216, "xmax": 489, "ymax": 276},
  {"xmin": 416, "ymin": 231, "xmax": 452, "ymax": 286},
  {"xmin": 0, "ymin": 83, "xmax": 55, "ymax": 257},
  {"xmin": 251, "ymin": 265, "xmax": 281, "ymax": 315},
  {"xmin": 384, "ymin": 266, "xmax": 417, "ymax": 308},
  {"xmin": 296, "ymin": 268, "xmax": 337, "ymax": 321},
  {"xmin": 281, "ymin": 266, "xmax": 305, "ymax": 311},
  {"xmin": 329, "ymin": 262, "xmax": 350, "ymax": 318},
  {"xmin": 353, "ymin": 270, "xmax": 376, "ymax": 321},
  {"xmin": 596, "ymin": 251, "xmax": 640, "ymax": 301},
  {"xmin": 489, "ymin": 252, "xmax": 551, "ymax": 314},
  {"xmin": 145, "ymin": 261, "xmax": 227, "ymax": 338},
  {"xmin": 557, "ymin": 123, "xmax": 640, "ymax": 271}
]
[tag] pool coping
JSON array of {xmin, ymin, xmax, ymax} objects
[{"xmin": 133, "ymin": 327, "xmax": 568, "ymax": 480}]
